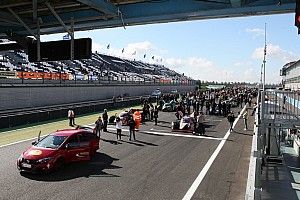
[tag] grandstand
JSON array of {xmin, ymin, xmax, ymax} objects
[{"xmin": 0, "ymin": 49, "xmax": 190, "ymax": 84}]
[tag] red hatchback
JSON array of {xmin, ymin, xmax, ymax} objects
[{"xmin": 17, "ymin": 127, "xmax": 99, "ymax": 173}]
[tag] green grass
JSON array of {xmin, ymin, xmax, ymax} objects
[{"xmin": 0, "ymin": 105, "xmax": 142, "ymax": 146}]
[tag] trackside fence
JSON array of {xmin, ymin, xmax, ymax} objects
[{"xmin": 0, "ymin": 96, "xmax": 150, "ymax": 129}]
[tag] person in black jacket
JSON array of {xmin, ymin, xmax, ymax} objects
[
  {"xmin": 154, "ymin": 106, "xmax": 159, "ymax": 125},
  {"xmin": 128, "ymin": 116, "xmax": 136, "ymax": 141},
  {"xmin": 227, "ymin": 111, "xmax": 235, "ymax": 132},
  {"xmin": 102, "ymin": 109, "xmax": 108, "ymax": 132}
]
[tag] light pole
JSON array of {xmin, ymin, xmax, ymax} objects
[{"xmin": 263, "ymin": 23, "xmax": 267, "ymax": 91}]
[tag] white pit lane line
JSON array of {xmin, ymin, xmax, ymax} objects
[
  {"xmin": 182, "ymin": 105, "xmax": 247, "ymax": 200},
  {"xmin": 88, "ymin": 120, "xmax": 226, "ymax": 141},
  {"xmin": 143, "ymin": 130, "xmax": 224, "ymax": 141},
  {"xmin": 101, "ymin": 126, "xmax": 224, "ymax": 141}
]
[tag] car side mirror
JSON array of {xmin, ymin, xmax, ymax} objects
[
  {"xmin": 32, "ymin": 141, "xmax": 37, "ymax": 145},
  {"xmin": 65, "ymin": 144, "xmax": 70, "ymax": 149}
]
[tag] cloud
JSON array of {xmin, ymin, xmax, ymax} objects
[
  {"xmin": 107, "ymin": 41, "xmax": 155, "ymax": 59},
  {"xmin": 93, "ymin": 40, "xmax": 264, "ymax": 83},
  {"xmin": 242, "ymin": 68, "xmax": 258, "ymax": 83},
  {"xmin": 252, "ymin": 44, "xmax": 299, "ymax": 63},
  {"xmin": 92, "ymin": 42, "xmax": 104, "ymax": 53},
  {"xmin": 164, "ymin": 57, "xmax": 234, "ymax": 82},
  {"xmin": 246, "ymin": 28, "xmax": 265, "ymax": 37}
]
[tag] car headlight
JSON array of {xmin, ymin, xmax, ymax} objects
[{"xmin": 36, "ymin": 157, "xmax": 53, "ymax": 163}]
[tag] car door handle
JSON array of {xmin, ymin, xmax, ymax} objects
[{"xmin": 76, "ymin": 152, "xmax": 89, "ymax": 157}]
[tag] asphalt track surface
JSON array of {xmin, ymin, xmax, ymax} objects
[{"xmin": 0, "ymin": 106, "xmax": 253, "ymax": 200}]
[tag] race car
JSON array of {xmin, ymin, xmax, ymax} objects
[
  {"xmin": 17, "ymin": 126, "xmax": 99, "ymax": 173},
  {"xmin": 117, "ymin": 108, "xmax": 143, "ymax": 126},
  {"xmin": 119, "ymin": 111, "xmax": 131, "ymax": 125},
  {"xmin": 162, "ymin": 100, "xmax": 177, "ymax": 112},
  {"xmin": 171, "ymin": 115, "xmax": 195, "ymax": 132}
]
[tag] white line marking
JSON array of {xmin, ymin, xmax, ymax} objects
[
  {"xmin": 182, "ymin": 105, "xmax": 247, "ymax": 200},
  {"xmin": 143, "ymin": 130, "xmax": 224, "ymax": 141},
  {"xmin": 105, "ymin": 127, "xmax": 223, "ymax": 141},
  {"xmin": 150, "ymin": 128, "xmax": 171, "ymax": 132}
]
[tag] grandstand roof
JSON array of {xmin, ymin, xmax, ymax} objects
[{"xmin": 0, "ymin": 0, "xmax": 295, "ymax": 39}]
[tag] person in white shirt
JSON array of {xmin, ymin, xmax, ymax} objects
[
  {"xmin": 243, "ymin": 110, "xmax": 248, "ymax": 130},
  {"xmin": 68, "ymin": 109, "xmax": 75, "ymax": 126}
]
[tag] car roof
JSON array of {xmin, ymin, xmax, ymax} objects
[{"xmin": 51, "ymin": 128, "xmax": 92, "ymax": 137}]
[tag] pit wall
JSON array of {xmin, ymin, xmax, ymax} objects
[{"xmin": 0, "ymin": 84, "xmax": 195, "ymax": 111}]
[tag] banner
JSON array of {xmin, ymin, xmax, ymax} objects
[
  {"xmin": 17, "ymin": 71, "xmax": 70, "ymax": 80},
  {"xmin": 0, "ymin": 71, "xmax": 17, "ymax": 78}
]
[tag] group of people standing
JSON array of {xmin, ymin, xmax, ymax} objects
[
  {"xmin": 68, "ymin": 87, "xmax": 256, "ymax": 142},
  {"xmin": 227, "ymin": 107, "xmax": 250, "ymax": 132},
  {"xmin": 175, "ymin": 87, "xmax": 257, "ymax": 133},
  {"xmin": 140, "ymin": 99, "xmax": 159, "ymax": 125},
  {"xmin": 93, "ymin": 103, "xmax": 158, "ymax": 142}
]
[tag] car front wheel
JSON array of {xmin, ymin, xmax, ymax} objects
[{"xmin": 54, "ymin": 158, "xmax": 65, "ymax": 171}]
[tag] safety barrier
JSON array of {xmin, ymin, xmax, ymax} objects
[
  {"xmin": 0, "ymin": 96, "xmax": 151, "ymax": 129},
  {"xmin": 0, "ymin": 71, "xmax": 195, "ymax": 86}
]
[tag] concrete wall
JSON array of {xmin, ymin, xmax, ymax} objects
[{"xmin": 0, "ymin": 84, "xmax": 194, "ymax": 111}]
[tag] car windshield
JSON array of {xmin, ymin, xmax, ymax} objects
[{"xmin": 35, "ymin": 135, "xmax": 68, "ymax": 149}]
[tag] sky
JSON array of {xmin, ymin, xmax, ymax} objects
[{"xmin": 42, "ymin": 13, "xmax": 300, "ymax": 84}]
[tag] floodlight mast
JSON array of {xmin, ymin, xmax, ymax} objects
[{"xmin": 263, "ymin": 23, "xmax": 267, "ymax": 91}]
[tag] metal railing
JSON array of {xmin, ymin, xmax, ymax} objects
[
  {"xmin": 0, "ymin": 77, "xmax": 196, "ymax": 86},
  {"xmin": 246, "ymin": 89, "xmax": 300, "ymax": 200},
  {"xmin": 245, "ymin": 96, "xmax": 262, "ymax": 200},
  {"xmin": 260, "ymin": 90, "xmax": 300, "ymax": 128}
]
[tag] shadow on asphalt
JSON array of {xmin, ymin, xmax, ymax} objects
[
  {"xmin": 232, "ymin": 131, "xmax": 253, "ymax": 136},
  {"xmin": 157, "ymin": 120, "xmax": 172, "ymax": 124},
  {"xmin": 156, "ymin": 124, "xmax": 171, "ymax": 128},
  {"xmin": 122, "ymin": 140, "xmax": 144, "ymax": 146},
  {"xmin": 101, "ymin": 138, "xmax": 122, "ymax": 145},
  {"xmin": 20, "ymin": 152, "xmax": 121, "ymax": 181},
  {"xmin": 116, "ymin": 139, "xmax": 158, "ymax": 147},
  {"xmin": 135, "ymin": 139, "xmax": 158, "ymax": 146}
]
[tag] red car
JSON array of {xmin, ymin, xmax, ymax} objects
[{"xmin": 17, "ymin": 126, "xmax": 99, "ymax": 173}]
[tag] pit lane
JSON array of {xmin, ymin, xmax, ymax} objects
[{"xmin": 0, "ymin": 107, "xmax": 251, "ymax": 200}]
